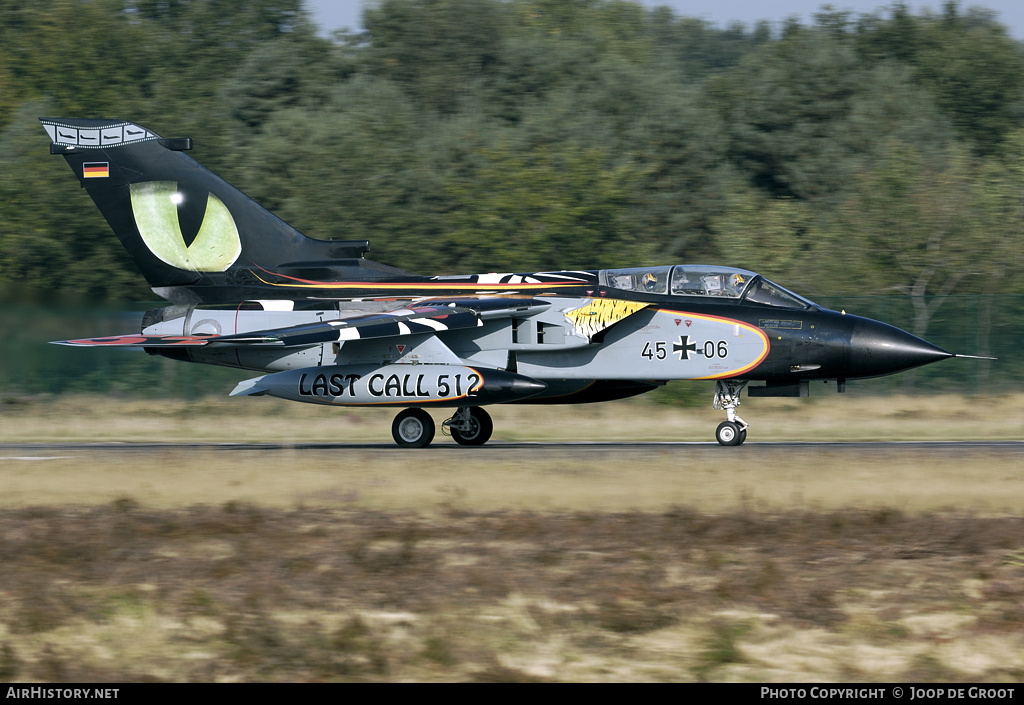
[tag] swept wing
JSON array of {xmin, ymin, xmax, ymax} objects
[{"xmin": 53, "ymin": 303, "xmax": 484, "ymax": 348}]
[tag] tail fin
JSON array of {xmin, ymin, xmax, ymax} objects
[{"xmin": 41, "ymin": 118, "xmax": 398, "ymax": 303}]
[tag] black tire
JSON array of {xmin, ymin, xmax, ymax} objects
[
  {"xmin": 716, "ymin": 421, "xmax": 743, "ymax": 446},
  {"xmin": 737, "ymin": 428, "xmax": 747, "ymax": 446},
  {"xmin": 392, "ymin": 409, "xmax": 435, "ymax": 448},
  {"xmin": 451, "ymin": 407, "xmax": 493, "ymax": 446}
]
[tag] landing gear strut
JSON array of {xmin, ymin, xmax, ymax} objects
[
  {"xmin": 443, "ymin": 407, "xmax": 493, "ymax": 446},
  {"xmin": 713, "ymin": 380, "xmax": 749, "ymax": 446},
  {"xmin": 392, "ymin": 408, "xmax": 435, "ymax": 448}
]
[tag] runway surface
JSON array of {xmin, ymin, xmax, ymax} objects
[{"xmin": 3, "ymin": 439, "xmax": 1023, "ymax": 452}]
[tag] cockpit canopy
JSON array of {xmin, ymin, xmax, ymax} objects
[{"xmin": 598, "ymin": 265, "xmax": 815, "ymax": 310}]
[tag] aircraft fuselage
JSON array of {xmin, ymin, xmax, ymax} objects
[{"xmin": 136, "ymin": 267, "xmax": 951, "ymax": 406}]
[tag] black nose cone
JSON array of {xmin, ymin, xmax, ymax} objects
[{"xmin": 849, "ymin": 317, "xmax": 952, "ymax": 378}]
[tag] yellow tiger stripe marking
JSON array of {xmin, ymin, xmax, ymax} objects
[{"xmin": 565, "ymin": 299, "xmax": 648, "ymax": 340}]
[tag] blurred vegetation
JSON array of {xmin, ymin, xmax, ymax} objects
[{"xmin": 1, "ymin": 0, "xmax": 1023, "ymax": 394}]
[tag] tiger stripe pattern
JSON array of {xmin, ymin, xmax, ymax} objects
[{"xmin": 564, "ymin": 299, "xmax": 648, "ymax": 340}]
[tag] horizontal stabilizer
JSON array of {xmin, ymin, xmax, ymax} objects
[{"xmin": 52, "ymin": 334, "xmax": 214, "ymax": 348}]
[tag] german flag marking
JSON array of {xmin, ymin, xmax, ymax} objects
[{"xmin": 83, "ymin": 162, "xmax": 109, "ymax": 179}]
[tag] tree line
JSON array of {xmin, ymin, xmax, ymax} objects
[{"xmin": 1, "ymin": 0, "xmax": 1023, "ymax": 346}]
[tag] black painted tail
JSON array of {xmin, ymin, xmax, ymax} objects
[{"xmin": 41, "ymin": 118, "xmax": 406, "ymax": 303}]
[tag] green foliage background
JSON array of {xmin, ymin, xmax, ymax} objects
[{"xmin": 1, "ymin": 0, "xmax": 1022, "ymax": 395}]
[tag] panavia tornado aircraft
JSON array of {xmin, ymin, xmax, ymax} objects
[{"xmin": 43, "ymin": 117, "xmax": 975, "ymax": 447}]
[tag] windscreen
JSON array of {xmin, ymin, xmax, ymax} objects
[{"xmin": 742, "ymin": 277, "xmax": 815, "ymax": 309}]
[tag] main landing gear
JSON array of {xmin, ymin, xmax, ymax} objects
[
  {"xmin": 392, "ymin": 408, "xmax": 435, "ymax": 448},
  {"xmin": 443, "ymin": 407, "xmax": 493, "ymax": 446},
  {"xmin": 713, "ymin": 380, "xmax": 749, "ymax": 446},
  {"xmin": 390, "ymin": 407, "xmax": 493, "ymax": 448}
]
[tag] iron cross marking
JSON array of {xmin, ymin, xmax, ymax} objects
[{"xmin": 673, "ymin": 335, "xmax": 698, "ymax": 360}]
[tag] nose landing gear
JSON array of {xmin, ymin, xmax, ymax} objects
[{"xmin": 714, "ymin": 380, "xmax": 748, "ymax": 446}]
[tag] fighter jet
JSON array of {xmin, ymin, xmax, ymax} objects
[{"xmin": 42, "ymin": 117, "xmax": 976, "ymax": 447}]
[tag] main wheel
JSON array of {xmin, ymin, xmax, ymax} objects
[
  {"xmin": 392, "ymin": 409, "xmax": 435, "ymax": 448},
  {"xmin": 451, "ymin": 407, "xmax": 493, "ymax": 446},
  {"xmin": 716, "ymin": 421, "xmax": 744, "ymax": 446}
]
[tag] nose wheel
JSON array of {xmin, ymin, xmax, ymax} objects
[
  {"xmin": 713, "ymin": 380, "xmax": 749, "ymax": 446},
  {"xmin": 715, "ymin": 421, "xmax": 747, "ymax": 446}
]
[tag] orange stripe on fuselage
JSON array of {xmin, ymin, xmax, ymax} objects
[
  {"xmin": 657, "ymin": 309, "xmax": 770, "ymax": 379},
  {"xmin": 250, "ymin": 269, "xmax": 585, "ymax": 292}
]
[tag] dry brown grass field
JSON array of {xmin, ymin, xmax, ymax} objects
[{"xmin": 1, "ymin": 393, "xmax": 1023, "ymax": 682}]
